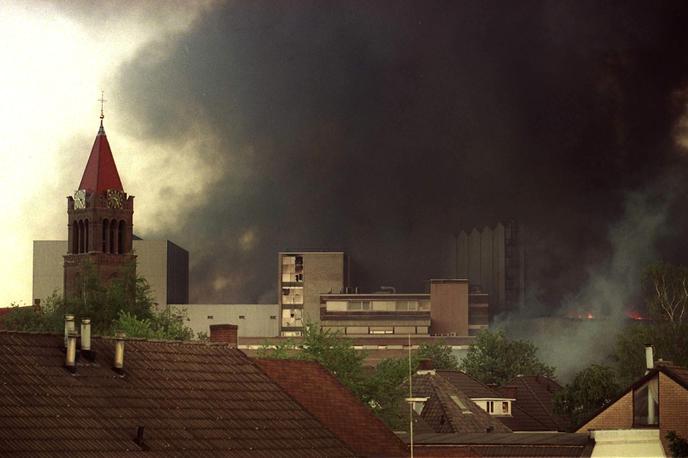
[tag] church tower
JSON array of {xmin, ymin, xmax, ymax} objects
[{"xmin": 63, "ymin": 106, "xmax": 135, "ymax": 300}]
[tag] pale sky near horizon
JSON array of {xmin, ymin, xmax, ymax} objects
[{"xmin": 0, "ymin": 1, "xmax": 219, "ymax": 306}]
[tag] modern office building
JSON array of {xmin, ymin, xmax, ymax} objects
[{"xmin": 319, "ymin": 279, "xmax": 489, "ymax": 337}]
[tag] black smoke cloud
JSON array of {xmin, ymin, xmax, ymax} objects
[{"xmin": 115, "ymin": 0, "xmax": 688, "ymax": 305}]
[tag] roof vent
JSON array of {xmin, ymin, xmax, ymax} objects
[
  {"xmin": 645, "ymin": 343, "xmax": 654, "ymax": 373},
  {"xmin": 64, "ymin": 314, "xmax": 75, "ymax": 347},
  {"xmin": 65, "ymin": 330, "xmax": 77, "ymax": 373},
  {"xmin": 113, "ymin": 332, "xmax": 125, "ymax": 374},
  {"xmin": 80, "ymin": 318, "xmax": 95, "ymax": 360}
]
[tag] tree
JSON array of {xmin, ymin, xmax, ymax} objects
[
  {"xmin": 115, "ymin": 307, "xmax": 194, "ymax": 341},
  {"xmin": 362, "ymin": 356, "xmax": 417, "ymax": 429},
  {"xmin": 257, "ymin": 322, "xmax": 367, "ymax": 397},
  {"xmin": 2, "ymin": 261, "xmax": 194, "ymax": 340},
  {"xmin": 644, "ymin": 263, "xmax": 688, "ymax": 327},
  {"xmin": 666, "ymin": 431, "xmax": 688, "ymax": 458},
  {"xmin": 553, "ymin": 364, "xmax": 620, "ymax": 428},
  {"xmin": 417, "ymin": 340, "xmax": 459, "ymax": 370},
  {"xmin": 614, "ymin": 263, "xmax": 688, "ymax": 386},
  {"xmin": 257, "ymin": 323, "xmax": 464, "ymax": 428},
  {"xmin": 460, "ymin": 329, "xmax": 555, "ymax": 386}
]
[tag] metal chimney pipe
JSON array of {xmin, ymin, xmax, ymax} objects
[
  {"xmin": 645, "ymin": 344, "xmax": 654, "ymax": 372},
  {"xmin": 114, "ymin": 332, "xmax": 125, "ymax": 372},
  {"xmin": 80, "ymin": 318, "xmax": 91, "ymax": 351},
  {"xmin": 64, "ymin": 314, "xmax": 75, "ymax": 347},
  {"xmin": 65, "ymin": 330, "xmax": 77, "ymax": 373}
]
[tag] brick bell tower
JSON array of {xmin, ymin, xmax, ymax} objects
[{"xmin": 63, "ymin": 101, "xmax": 135, "ymax": 300}]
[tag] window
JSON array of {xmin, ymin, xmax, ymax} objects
[
  {"xmin": 239, "ymin": 315, "xmax": 245, "ymax": 319},
  {"xmin": 396, "ymin": 301, "xmax": 419, "ymax": 311},
  {"xmin": 347, "ymin": 301, "xmax": 371, "ymax": 311},
  {"xmin": 502, "ymin": 401, "xmax": 509, "ymax": 414},
  {"xmin": 270, "ymin": 315, "xmax": 276, "ymax": 319},
  {"xmin": 486, "ymin": 401, "xmax": 494, "ymax": 414},
  {"xmin": 282, "ymin": 308, "xmax": 303, "ymax": 328},
  {"xmin": 450, "ymin": 395, "xmax": 472, "ymax": 414},
  {"xmin": 207, "ymin": 315, "xmax": 214, "ymax": 320},
  {"xmin": 634, "ymin": 377, "xmax": 659, "ymax": 426}
]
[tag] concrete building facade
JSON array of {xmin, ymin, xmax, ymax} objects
[
  {"xmin": 278, "ymin": 251, "xmax": 347, "ymax": 336},
  {"xmin": 33, "ymin": 239, "xmax": 189, "ymax": 307},
  {"xmin": 181, "ymin": 303, "xmax": 279, "ymax": 338},
  {"xmin": 454, "ymin": 221, "xmax": 525, "ymax": 317},
  {"xmin": 319, "ymin": 279, "xmax": 489, "ymax": 337}
]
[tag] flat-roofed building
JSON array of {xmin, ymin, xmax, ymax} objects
[
  {"xmin": 319, "ymin": 279, "xmax": 489, "ymax": 337},
  {"xmin": 182, "ymin": 303, "xmax": 280, "ymax": 337}
]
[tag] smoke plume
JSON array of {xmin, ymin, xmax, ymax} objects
[{"xmin": 100, "ymin": 0, "xmax": 688, "ymax": 319}]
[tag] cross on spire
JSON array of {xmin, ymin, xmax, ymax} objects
[
  {"xmin": 98, "ymin": 91, "xmax": 107, "ymax": 120},
  {"xmin": 98, "ymin": 91, "xmax": 107, "ymax": 133}
]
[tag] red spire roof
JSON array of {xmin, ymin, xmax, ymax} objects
[{"xmin": 78, "ymin": 122, "xmax": 124, "ymax": 193}]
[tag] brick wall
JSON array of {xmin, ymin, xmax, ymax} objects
[
  {"xmin": 577, "ymin": 391, "xmax": 633, "ymax": 432},
  {"xmin": 659, "ymin": 373, "xmax": 688, "ymax": 453},
  {"xmin": 209, "ymin": 324, "xmax": 238, "ymax": 347}
]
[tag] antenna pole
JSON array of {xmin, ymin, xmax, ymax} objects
[{"xmin": 409, "ymin": 333, "xmax": 413, "ymax": 458}]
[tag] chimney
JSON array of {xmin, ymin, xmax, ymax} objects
[
  {"xmin": 65, "ymin": 330, "xmax": 77, "ymax": 373},
  {"xmin": 416, "ymin": 358, "xmax": 436, "ymax": 375},
  {"xmin": 80, "ymin": 318, "xmax": 91, "ymax": 351},
  {"xmin": 113, "ymin": 332, "xmax": 125, "ymax": 373},
  {"xmin": 645, "ymin": 344, "xmax": 654, "ymax": 373},
  {"xmin": 500, "ymin": 385, "xmax": 518, "ymax": 399},
  {"xmin": 209, "ymin": 324, "xmax": 238, "ymax": 347},
  {"xmin": 64, "ymin": 314, "xmax": 75, "ymax": 347},
  {"xmin": 418, "ymin": 358, "xmax": 433, "ymax": 370}
]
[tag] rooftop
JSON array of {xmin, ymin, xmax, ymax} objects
[
  {"xmin": 497, "ymin": 375, "xmax": 569, "ymax": 432},
  {"xmin": 78, "ymin": 123, "xmax": 123, "ymax": 194},
  {"xmin": 0, "ymin": 331, "xmax": 354, "ymax": 456},
  {"xmin": 410, "ymin": 373, "xmax": 511, "ymax": 434}
]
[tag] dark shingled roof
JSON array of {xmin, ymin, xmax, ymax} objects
[
  {"xmin": 436, "ymin": 370, "xmax": 502, "ymax": 399},
  {"xmin": 411, "ymin": 374, "xmax": 511, "ymax": 434},
  {"xmin": 497, "ymin": 375, "xmax": 569, "ymax": 431},
  {"xmin": 256, "ymin": 359, "xmax": 408, "ymax": 457},
  {"xmin": 0, "ymin": 331, "xmax": 355, "ymax": 457},
  {"xmin": 403, "ymin": 432, "xmax": 593, "ymax": 457}
]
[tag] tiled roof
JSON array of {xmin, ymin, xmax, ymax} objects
[
  {"xmin": 411, "ymin": 374, "xmax": 511, "ymax": 434},
  {"xmin": 256, "ymin": 359, "xmax": 408, "ymax": 457},
  {"xmin": 78, "ymin": 124, "xmax": 124, "ymax": 194},
  {"xmin": 436, "ymin": 370, "xmax": 505, "ymax": 399},
  {"xmin": 0, "ymin": 331, "xmax": 355, "ymax": 456},
  {"xmin": 498, "ymin": 375, "xmax": 568, "ymax": 431},
  {"xmin": 659, "ymin": 362, "xmax": 688, "ymax": 389},
  {"xmin": 405, "ymin": 432, "xmax": 593, "ymax": 457}
]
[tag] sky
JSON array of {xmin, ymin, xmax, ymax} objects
[{"xmin": 3, "ymin": 0, "xmax": 688, "ymax": 314}]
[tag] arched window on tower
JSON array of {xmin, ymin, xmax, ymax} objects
[
  {"xmin": 78, "ymin": 220, "xmax": 84, "ymax": 253},
  {"xmin": 72, "ymin": 220, "xmax": 79, "ymax": 254},
  {"xmin": 109, "ymin": 219, "xmax": 116, "ymax": 254},
  {"xmin": 84, "ymin": 219, "xmax": 89, "ymax": 253},
  {"xmin": 102, "ymin": 219, "xmax": 109, "ymax": 253},
  {"xmin": 118, "ymin": 220, "xmax": 125, "ymax": 254}
]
